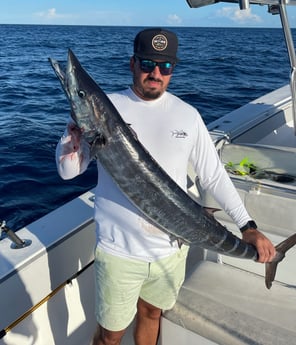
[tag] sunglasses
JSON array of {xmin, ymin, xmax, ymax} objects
[{"xmin": 136, "ymin": 57, "xmax": 175, "ymax": 76}]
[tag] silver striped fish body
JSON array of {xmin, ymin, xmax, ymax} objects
[{"xmin": 51, "ymin": 49, "xmax": 258, "ymax": 261}]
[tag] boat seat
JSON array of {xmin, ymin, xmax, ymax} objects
[
  {"xmin": 220, "ymin": 143, "xmax": 296, "ymax": 177},
  {"xmin": 162, "ymin": 261, "xmax": 296, "ymax": 345},
  {"xmin": 189, "ymin": 143, "xmax": 296, "ymax": 234},
  {"xmin": 189, "ymin": 143, "xmax": 296, "ymax": 209}
]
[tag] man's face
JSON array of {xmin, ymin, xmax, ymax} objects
[{"xmin": 130, "ymin": 57, "xmax": 173, "ymax": 101}]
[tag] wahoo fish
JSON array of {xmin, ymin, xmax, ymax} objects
[{"xmin": 49, "ymin": 49, "xmax": 296, "ymax": 289}]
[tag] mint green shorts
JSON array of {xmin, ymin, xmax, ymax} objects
[{"xmin": 94, "ymin": 245, "xmax": 189, "ymax": 331}]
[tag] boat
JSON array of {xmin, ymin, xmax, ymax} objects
[{"xmin": 1, "ymin": 0, "xmax": 296, "ymax": 344}]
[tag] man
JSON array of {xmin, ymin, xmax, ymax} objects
[{"xmin": 56, "ymin": 28, "xmax": 275, "ymax": 345}]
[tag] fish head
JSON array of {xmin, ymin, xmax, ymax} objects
[
  {"xmin": 51, "ymin": 49, "xmax": 126, "ymax": 157},
  {"xmin": 66, "ymin": 49, "xmax": 107, "ymax": 144}
]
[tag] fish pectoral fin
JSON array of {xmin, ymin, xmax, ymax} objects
[{"xmin": 265, "ymin": 232, "xmax": 296, "ymax": 289}]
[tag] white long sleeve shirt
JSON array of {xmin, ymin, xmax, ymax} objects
[{"xmin": 56, "ymin": 88, "xmax": 251, "ymax": 261}]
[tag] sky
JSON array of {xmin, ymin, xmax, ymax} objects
[{"xmin": 0, "ymin": 0, "xmax": 295, "ymax": 28}]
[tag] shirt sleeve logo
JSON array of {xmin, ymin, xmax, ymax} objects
[{"xmin": 171, "ymin": 130, "xmax": 188, "ymax": 138}]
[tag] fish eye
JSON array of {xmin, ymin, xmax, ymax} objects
[{"xmin": 77, "ymin": 89, "xmax": 86, "ymax": 98}]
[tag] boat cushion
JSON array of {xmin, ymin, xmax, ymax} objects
[{"xmin": 162, "ymin": 261, "xmax": 296, "ymax": 345}]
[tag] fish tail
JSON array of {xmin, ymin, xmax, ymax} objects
[{"xmin": 265, "ymin": 233, "xmax": 296, "ymax": 289}]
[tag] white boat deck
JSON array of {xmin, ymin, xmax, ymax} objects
[{"xmin": 161, "ymin": 259, "xmax": 296, "ymax": 345}]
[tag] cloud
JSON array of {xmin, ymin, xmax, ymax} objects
[
  {"xmin": 216, "ymin": 7, "xmax": 262, "ymax": 24},
  {"xmin": 34, "ymin": 8, "xmax": 71, "ymax": 21},
  {"xmin": 167, "ymin": 14, "xmax": 182, "ymax": 25}
]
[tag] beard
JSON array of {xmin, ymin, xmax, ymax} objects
[
  {"xmin": 142, "ymin": 88, "xmax": 162, "ymax": 100},
  {"xmin": 133, "ymin": 76, "xmax": 164, "ymax": 100}
]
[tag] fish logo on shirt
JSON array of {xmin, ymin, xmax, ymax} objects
[{"xmin": 171, "ymin": 130, "xmax": 188, "ymax": 139}]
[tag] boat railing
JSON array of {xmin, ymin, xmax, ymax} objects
[
  {"xmin": 187, "ymin": 0, "xmax": 296, "ymax": 9},
  {"xmin": 187, "ymin": 0, "xmax": 296, "ymax": 135}
]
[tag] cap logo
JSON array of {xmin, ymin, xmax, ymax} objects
[{"xmin": 151, "ymin": 34, "xmax": 168, "ymax": 51}]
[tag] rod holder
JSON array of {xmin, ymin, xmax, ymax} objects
[{"xmin": 0, "ymin": 221, "xmax": 32, "ymax": 249}]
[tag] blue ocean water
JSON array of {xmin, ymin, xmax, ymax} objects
[{"xmin": 0, "ymin": 25, "xmax": 293, "ymax": 230}]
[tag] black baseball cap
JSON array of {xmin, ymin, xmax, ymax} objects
[{"xmin": 134, "ymin": 28, "xmax": 179, "ymax": 64}]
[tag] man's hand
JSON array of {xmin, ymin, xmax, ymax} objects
[{"xmin": 242, "ymin": 228, "xmax": 276, "ymax": 263}]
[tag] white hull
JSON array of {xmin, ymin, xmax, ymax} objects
[
  {"xmin": 0, "ymin": 191, "xmax": 97, "ymax": 345},
  {"xmin": 1, "ymin": 265, "xmax": 95, "ymax": 345}
]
